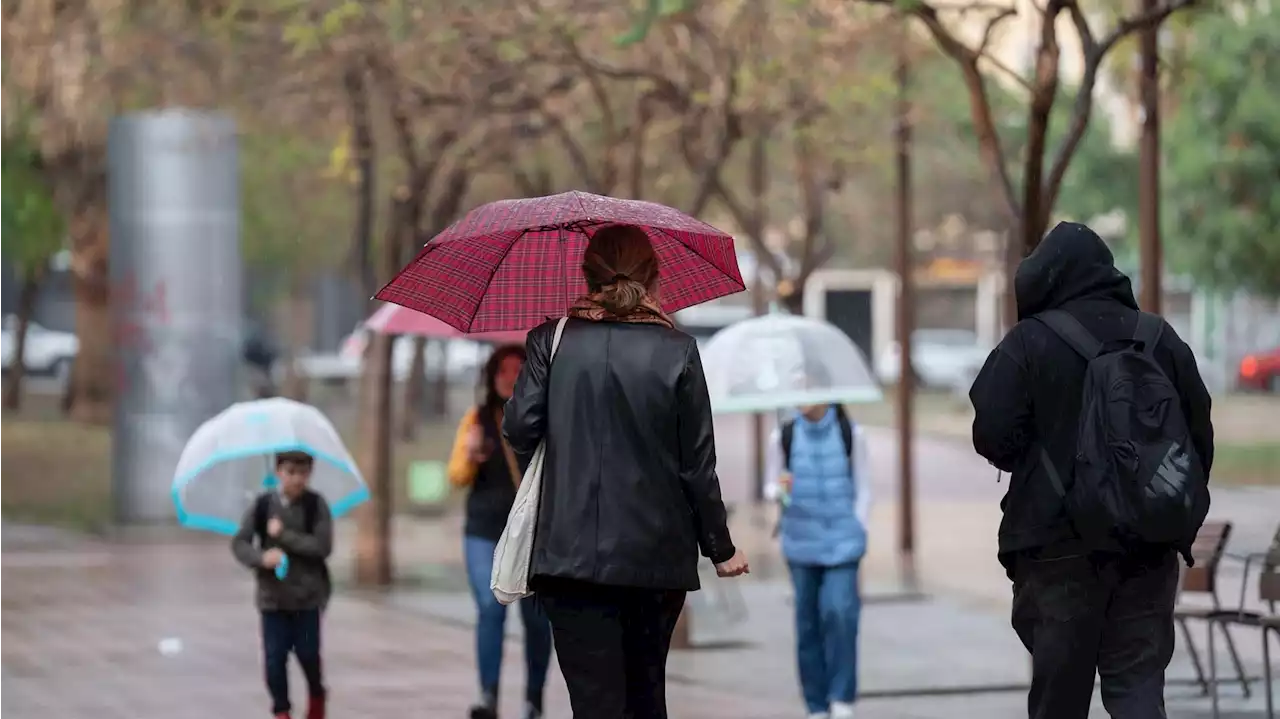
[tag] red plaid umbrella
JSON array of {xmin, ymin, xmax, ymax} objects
[
  {"xmin": 375, "ymin": 191, "xmax": 746, "ymax": 332},
  {"xmin": 363, "ymin": 302, "xmax": 527, "ymax": 344}
]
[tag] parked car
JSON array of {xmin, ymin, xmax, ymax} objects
[
  {"xmin": 875, "ymin": 328, "xmax": 990, "ymax": 391},
  {"xmin": 1238, "ymin": 347, "xmax": 1280, "ymax": 393},
  {"xmin": 0, "ymin": 316, "xmax": 79, "ymax": 379}
]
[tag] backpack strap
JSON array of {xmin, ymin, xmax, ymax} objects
[
  {"xmin": 1133, "ymin": 312, "xmax": 1165, "ymax": 355},
  {"xmin": 253, "ymin": 493, "xmax": 272, "ymax": 544},
  {"xmin": 781, "ymin": 420, "xmax": 796, "ymax": 470},
  {"xmin": 300, "ymin": 491, "xmax": 320, "ymax": 534},
  {"xmin": 1036, "ymin": 309, "xmax": 1103, "ymax": 360},
  {"xmin": 834, "ymin": 405, "xmax": 854, "ymax": 458}
]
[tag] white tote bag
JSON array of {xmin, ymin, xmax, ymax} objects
[{"xmin": 491, "ymin": 317, "xmax": 568, "ymax": 605}]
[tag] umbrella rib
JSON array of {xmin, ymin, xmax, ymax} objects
[{"xmin": 651, "ymin": 226, "xmax": 747, "ymax": 292}]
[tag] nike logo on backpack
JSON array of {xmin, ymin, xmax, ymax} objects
[{"xmin": 1147, "ymin": 442, "xmax": 1191, "ymax": 503}]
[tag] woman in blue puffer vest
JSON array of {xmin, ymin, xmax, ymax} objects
[{"xmin": 766, "ymin": 403, "xmax": 872, "ymax": 719}]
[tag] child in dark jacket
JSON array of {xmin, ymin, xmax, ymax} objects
[{"xmin": 232, "ymin": 451, "xmax": 333, "ymax": 719}]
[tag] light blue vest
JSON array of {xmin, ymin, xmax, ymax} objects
[{"xmin": 780, "ymin": 408, "xmax": 867, "ymax": 567}]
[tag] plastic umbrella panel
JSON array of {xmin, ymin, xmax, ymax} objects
[
  {"xmin": 700, "ymin": 314, "xmax": 884, "ymax": 414},
  {"xmin": 171, "ymin": 398, "xmax": 369, "ymax": 535},
  {"xmin": 376, "ymin": 191, "xmax": 745, "ymax": 333}
]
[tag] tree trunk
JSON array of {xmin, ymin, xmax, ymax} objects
[
  {"xmin": 353, "ymin": 196, "xmax": 409, "ymax": 587},
  {"xmin": 344, "ymin": 63, "xmax": 378, "ymax": 305},
  {"xmin": 780, "ymin": 288, "xmax": 804, "ymax": 316},
  {"xmin": 68, "ymin": 207, "xmax": 113, "ymax": 424},
  {"xmin": 280, "ymin": 282, "xmax": 310, "ymax": 402},
  {"xmin": 430, "ymin": 340, "xmax": 449, "ymax": 417},
  {"xmin": 353, "ymin": 331, "xmax": 395, "ymax": 587},
  {"xmin": 2, "ymin": 268, "xmax": 44, "ymax": 411},
  {"xmin": 399, "ymin": 335, "xmax": 427, "ymax": 441}
]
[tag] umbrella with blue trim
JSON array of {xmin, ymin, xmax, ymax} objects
[{"xmin": 172, "ymin": 398, "xmax": 369, "ymax": 576}]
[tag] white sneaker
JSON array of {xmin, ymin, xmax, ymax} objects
[
  {"xmin": 806, "ymin": 713, "xmax": 830, "ymax": 719},
  {"xmin": 830, "ymin": 701, "xmax": 855, "ymax": 718}
]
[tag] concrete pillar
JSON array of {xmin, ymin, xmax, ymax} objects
[{"xmin": 108, "ymin": 110, "xmax": 243, "ymax": 523}]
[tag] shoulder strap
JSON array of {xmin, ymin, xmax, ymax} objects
[
  {"xmin": 1133, "ymin": 312, "xmax": 1165, "ymax": 356},
  {"xmin": 1036, "ymin": 309, "xmax": 1103, "ymax": 360},
  {"xmin": 548, "ymin": 317, "xmax": 569, "ymax": 362},
  {"xmin": 781, "ymin": 420, "xmax": 795, "ymax": 470},
  {"xmin": 834, "ymin": 405, "xmax": 854, "ymax": 457},
  {"xmin": 253, "ymin": 493, "xmax": 271, "ymax": 540},
  {"xmin": 300, "ymin": 491, "xmax": 320, "ymax": 533}
]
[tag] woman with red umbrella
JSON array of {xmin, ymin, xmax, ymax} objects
[
  {"xmin": 379, "ymin": 192, "xmax": 752, "ymax": 717},
  {"xmin": 501, "ymin": 224, "xmax": 750, "ymax": 717}
]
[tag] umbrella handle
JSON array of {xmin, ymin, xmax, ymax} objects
[{"xmin": 275, "ymin": 553, "xmax": 289, "ymax": 580}]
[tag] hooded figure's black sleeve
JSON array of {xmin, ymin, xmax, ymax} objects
[
  {"xmin": 1162, "ymin": 322, "xmax": 1215, "ymax": 474},
  {"xmin": 969, "ymin": 333, "xmax": 1035, "ymax": 473}
]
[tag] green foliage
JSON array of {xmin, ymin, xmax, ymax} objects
[
  {"xmin": 1162, "ymin": 6, "xmax": 1280, "ymax": 296},
  {"xmin": 1, "ymin": 131, "xmax": 65, "ymax": 272},
  {"xmin": 615, "ymin": 0, "xmax": 691, "ymax": 47},
  {"xmin": 240, "ymin": 132, "xmax": 352, "ymax": 301}
]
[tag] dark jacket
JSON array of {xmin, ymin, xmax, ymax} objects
[
  {"xmin": 969, "ymin": 222, "xmax": 1214, "ymax": 573},
  {"xmin": 231, "ymin": 489, "xmax": 334, "ymax": 611},
  {"xmin": 447, "ymin": 404, "xmax": 520, "ymax": 542},
  {"xmin": 502, "ymin": 317, "xmax": 736, "ymax": 592}
]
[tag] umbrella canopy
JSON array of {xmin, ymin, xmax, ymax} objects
[
  {"xmin": 375, "ymin": 191, "xmax": 745, "ymax": 333},
  {"xmin": 700, "ymin": 313, "xmax": 883, "ymax": 414},
  {"xmin": 171, "ymin": 398, "xmax": 368, "ymax": 535},
  {"xmin": 363, "ymin": 302, "xmax": 527, "ymax": 344}
]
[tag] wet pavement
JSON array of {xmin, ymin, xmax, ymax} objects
[
  {"xmin": 4, "ymin": 522, "xmax": 1275, "ymax": 719},
  {"xmin": 4, "ymin": 426, "xmax": 1277, "ymax": 719}
]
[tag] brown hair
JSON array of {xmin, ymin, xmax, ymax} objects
[
  {"xmin": 275, "ymin": 451, "xmax": 314, "ymax": 469},
  {"xmin": 581, "ymin": 224, "xmax": 660, "ymax": 316}
]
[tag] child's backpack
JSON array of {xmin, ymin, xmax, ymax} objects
[
  {"xmin": 781, "ymin": 404, "xmax": 853, "ymax": 470},
  {"xmin": 1034, "ymin": 309, "xmax": 1209, "ymax": 552},
  {"xmin": 254, "ymin": 490, "xmax": 322, "ymax": 539},
  {"xmin": 253, "ymin": 491, "xmax": 329, "ymax": 582}
]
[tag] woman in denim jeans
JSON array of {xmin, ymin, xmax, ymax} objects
[
  {"xmin": 447, "ymin": 344, "xmax": 552, "ymax": 719},
  {"xmin": 766, "ymin": 404, "xmax": 872, "ymax": 719}
]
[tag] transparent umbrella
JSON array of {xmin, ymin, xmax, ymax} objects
[
  {"xmin": 700, "ymin": 313, "xmax": 882, "ymax": 414},
  {"xmin": 171, "ymin": 398, "xmax": 369, "ymax": 536}
]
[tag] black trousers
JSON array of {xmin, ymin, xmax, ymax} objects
[
  {"xmin": 536, "ymin": 577, "xmax": 687, "ymax": 719},
  {"xmin": 1012, "ymin": 549, "xmax": 1179, "ymax": 719},
  {"xmin": 261, "ymin": 609, "xmax": 325, "ymax": 714}
]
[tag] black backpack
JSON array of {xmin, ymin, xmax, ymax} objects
[
  {"xmin": 254, "ymin": 491, "xmax": 329, "ymax": 581},
  {"xmin": 1035, "ymin": 310, "xmax": 1209, "ymax": 551},
  {"xmin": 781, "ymin": 404, "xmax": 854, "ymax": 470}
]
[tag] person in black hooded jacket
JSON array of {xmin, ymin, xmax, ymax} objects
[{"xmin": 969, "ymin": 221, "xmax": 1214, "ymax": 719}]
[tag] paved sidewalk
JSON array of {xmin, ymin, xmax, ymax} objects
[
  {"xmin": 2, "ymin": 525, "xmax": 1274, "ymax": 719},
  {"xmin": 0, "ymin": 527, "xmax": 793, "ymax": 719}
]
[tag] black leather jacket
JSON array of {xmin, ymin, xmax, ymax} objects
[{"xmin": 502, "ymin": 317, "xmax": 736, "ymax": 591}]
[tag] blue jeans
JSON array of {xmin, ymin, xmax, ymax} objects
[
  {"xmin": 261, "ymin": 609, "xmax": 324, "ymax": 715},
  {"xmin": 463, "ymin": 534, "xmax": 553, "ymax": 703},
  {"xmin": 788, "ymin": 561, "xmax": 861, "ymax": 714}
]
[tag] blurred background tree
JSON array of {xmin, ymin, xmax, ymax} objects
[
  {"xmin": 1161, "ymin": 4, "xmax": 1280, "ymax": 297},
  {"xmin": 2, "ymin": 117, "xmax": 67, "ymax": 410}
]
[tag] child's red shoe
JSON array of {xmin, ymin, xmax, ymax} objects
[
  {"xmin": 306, "ymin": 695, "xmax": 326, "ymax": 719},
  {"xmin": 273, "ymin": 713, "xmax": 290, "ymax": 719}
]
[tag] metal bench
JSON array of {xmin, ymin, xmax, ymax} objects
[
  {"xmin": 1172, "ymin": 521, "xmax": 1251, "ymax": 697},
  {"xmin": 1207, "ymin": 524, "xmax": 1280, "ymax": 719}
]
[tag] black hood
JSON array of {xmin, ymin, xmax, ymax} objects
[{"xmin": 1014, "ymin": 221, "xmax": 1138, "ymax": 320}]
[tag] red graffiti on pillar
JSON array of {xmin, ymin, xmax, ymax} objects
[{"xmin": 112, "ymin": 273, "xmax": 170, "ymax": 392}]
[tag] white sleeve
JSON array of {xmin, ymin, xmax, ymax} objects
[
  {"xmin": 763, "ymin": 426, "xmax": 785, "ymax": 501},
  {"xmin": 853, "ymin": 425, "xmax": 872, "ymax": 527}
]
